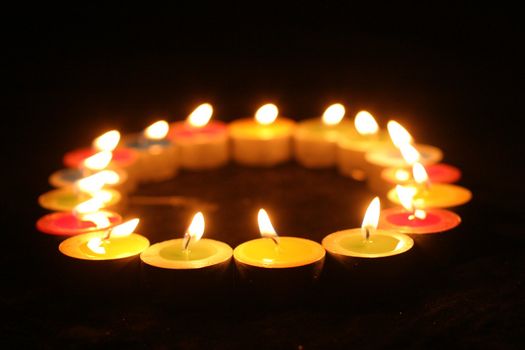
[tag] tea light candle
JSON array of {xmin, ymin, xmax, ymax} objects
[
  {"xmin": 125, "ymin": 120, "xmax": 179, "ymax": 183},
  {"xmin": 322, "ymin": 197, "xmax": 414, "ymax": 259},
  {"xmin": 337, "ymin": 111, "xmax": 390, "ymax": 180},
  {"xmin": 387, "ymin": 163, "xmax": 472, "ymax": 208},
  {"xmin": 37, "ymin": 198, "xmax": 122, "ymax": 237},
  {"xmin": 141, "ymin": 212, "xmax": 232, "ymax": 269},
  {"xmin": 380, "ymin": 185, "xmax": 461, "ymax": 234},
  {"xmin": 63, "ymin": 130, "xmax": 140, "ymax": 180},
  {"xmin": 229, "ymin": 104, "xmax": 296, "ymax": 167},
  {"xmin": 294, "ymin": 104, "xmax": 355, "ymax": 168},
  {"xmin": 168, "ymin": 103, "xmax": 229, "ymax": 170},
  {"xmin": 49, "ymin": 168, "xmax": 134, "ymax": 193}
]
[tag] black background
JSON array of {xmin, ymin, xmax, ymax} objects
[{"xmin": 4, "ymin": 3, "xmax": 525, "ymax": 349}]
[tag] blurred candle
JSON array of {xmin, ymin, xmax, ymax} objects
[
  {"xmin": 294, "ymin": 103, "xmax": 355, "ymax": 168},
  {"xmin": 168, "ymin": 103, "xmax": 229, "ymax": 170},
  {"xmin": 125, "ymin": 120, "xmax": 179, "ymax": 183},
  {"xmin": 229, "ymin": 104, "xmax": 296, "ymax": 166}
]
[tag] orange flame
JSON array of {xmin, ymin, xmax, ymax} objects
[
  {"xmin": 322, "ymin": 103, "xmax": 345, "ymax": 126},
  {"xmin": 188, "ymin": 103, "xmax": 213, "ymax": 127},
  {"xmin": 255, "ymin": 104, "xmax": 278, "ymax": 125},
  {"xmin": 354, "ymin": 111, "xmax": 379, "ymax": 135}
]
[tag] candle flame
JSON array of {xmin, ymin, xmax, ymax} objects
[
  {"xmin": 93, "ymin": 130, "xmax": 121, "ymax": 152},
  {"xmin": 91, "ymin": 190, "xmax": 114, "ymax": 204},
  {"xmin": 354, "ymin": 111, "xmax": 379, "ymax": 135},
  {"xmin": 255, "ymin": 104, "xmax": 278, "ymax": 125},
  {"xmin": 109, "ymin": 218, "xmax": 139, "ymax": 238},
  {"xmin": 182, "ymin": 212, "xmax": 205, "ymax": 250},
  {"xmin": 87, "ymin": 237, "xmax": 106, "ymax": 254},
  {"xmin": 412, "ymin": 162, "xmax": 429, "ymax": 184},
  {"xmin": 395, "ymin": 185, "xmax": 427, "ymax": 219},
  {"xmin": 387, "ymin": 121, "xmax": 413, "ymax": 148},
  {"xmin": 399, "ymin": 143, "xmax": 421, "ymax": 165},
  {"xmin": 96, "ymin": 170, "xmax": 120, "ymax": 185},
  {"xmin": 322, "ymin": 103, "xmax": 345, "ymax": 126},
  {"xmin": 188, "ymin": 103, "xmax": 213, "ymax": 127},
  {"xmin": 258, "ymin": 208, "xmax": 279, "ymax": 244},
  {"xmin": 361, "ymin": 197, "xmax": 380, "ymax": 240},
  {"xmin": 82, "ymin": 212, "xmax": 111, "ymax": 228},
  {"xmin": 83, "ymin": 151, "xmax": 113, "ymax": 171},
  {"xmin": 394, "ymin": 169, "xmax": 411, "ymax": 182},
  {"xmin": 73, "ymin": 197, "xmax": 104, "ymax": 215},
  {"xmin": 76, "ymin": 173, "xmax": 107, "ymax": 193},
  {"xmin": 145, "ymin": 120, "xmax": 169, "ymax": 139}
]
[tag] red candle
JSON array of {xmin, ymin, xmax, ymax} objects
[
  {"xmin": 36, "ymin": 211, "xmax": 122, "ymax": 237},
  {"xmin": 63, "ymin": 148, "xmax": 138, "ymax": 169},
  {"xmin": 379, "ymin": 207, "xmax": 461, "ymax": 234}
]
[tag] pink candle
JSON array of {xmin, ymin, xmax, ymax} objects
[
  {"xmin": 379, "ymin": 207, "xmax": 461, "ymax": 234},
  {"xmin": 36, "ymin": 211, "xmax": 122, "ymax": 237}
]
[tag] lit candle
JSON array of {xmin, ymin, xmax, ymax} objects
[
  {"xmin": 125, "ymin": 120, "xmax": 179, "ymax": 183},
  {"xmin": 63, "ymin": 130, "xmax": 140, "ymax": 179},
  {"xmin": 337, "ymin": 111, "xmax": 390, "ymax": 180},
  {"xmin": 294, "ymin": 103, "xmax": 355, "ymax": 168},
  {"xmin": 380, "ymin": 185, "xmax": 461, "ymax": 234},
  {"xmin": 141, "ymin": 212, "xmax": 233, "ymax": 270},
  {"xmin": 39, "ymin": 172, "xmax": 121, "ymax": 211},
  {"xmin": 233, "ymin": 209, "xmax": 325, "ymax": 294},
  {"xmin": 37, "ymin": 198, "xmax": 122, "ymax": 237},
  {"xmin": 386, "ymin": 162, "xmax": 472, "ymax": 208},
  {"xmin": 168, "ymin": 103, "xmax": 229, "ymax": 170},
  {"xmin": 229, "ymin": 104, "xmax": 296, "ymax": 166},
  {"xmin": 322, "ymin": 197, "xmax": 414, "ymax": 259}
]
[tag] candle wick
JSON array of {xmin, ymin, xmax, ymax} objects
[
  {"xmin": 365, "ymin": 227, "xmax": 371, "ymax": 241},
  {"xmin": 270, "ymin": 236, "xmax": 279, "ymax": 246},
  {"xmin": 182, "ymin": 233, "xmax": 192, "ymax": 251}
]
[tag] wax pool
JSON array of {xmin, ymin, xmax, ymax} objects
[
  {"xmin": 168, "ymin": 121, "xmax": 229, "ymax": 170},
  {"xmin": 229, "ymin": 118, "xmax": 296, "ymax": 167}
]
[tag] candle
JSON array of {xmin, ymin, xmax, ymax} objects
[
  {"xmin": 233, "ymin": 209, "xmax": 325, "ymax": 297},
  {"xmin": 168, "ymin": 103, "xmax": 229, "ymax": 170},
  {"xmin": 125, "ymin": 120, "xmax": 179, "ymax": 183},
  {"xmin": 229, "ymin": 104, "xmax": 296, "ymax": 167},
  {"xmin": 63, "ymin": 130, "xmax": 140, "ymax": 182},
  {"xmin": 39, "ymin": 173, "xmax": 121, "ymax": 211},
  {"xmin": 322, "ymin": 197, "xmax": 414, "ymax": 259},
  {"xmin": 37, "ymin": 198, "xmax": 122, "ymax": 237},
  {"xmin": 49, "ymin": 167, "xmax": 134, "ymax": 193},
  {"xmin": 386, "ymin": 163, "xmax": 472, "ymax": 208},
  {"xmin": 337, "ymin": 111, "xmax": 390, "ymax": 180},
  {"xmin": 58, "ymin": 219, "xmax": 150, "ymax": 296},
  {"xmin": 294, "ymin": 103, "xmax": 355, "ymax": 168}
]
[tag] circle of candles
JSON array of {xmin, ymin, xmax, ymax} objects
[
  {"xmin": 229, "ymin": 104, "xmax": 296, "ymax": 167},
  {"xmin": 125, "ymin": 121, "xmax": 179, "ymax": 183},
  {"xmin": 387, "ymin": 183, "xmax": 472, "ymax": 208},
  {"xmin": 168, "ymin": 103, "xmax": 229, "ymax": 170},
  {"xmin": 37, "ymin": 210, "xmax": 122, "ymax": 237},
  {"xmin": 49, "ymin": 168, "xmax": 134, "ymax": 193},
  {"xmin": 38, "ymin": 188, "xmax": 121, "ymax": 212},
  {"xmin": 294, "ymin": 104, "xmax": 355, "ymax": 168},
  {"xmin": 337, "ymin": 111, "xmax": 390, "ymax": 180}
]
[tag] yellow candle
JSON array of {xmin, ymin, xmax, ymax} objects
[
  {"xmin": 322, "ymin": 197, "xmax": 414, "ymax": 258},
  {"xmin": 141, "ymin": 212, "xmax": 232, "ymax": 269},
  {"xmin": 38, "ymin": 187, "xmax": 121, "ymax": 212},
  {"xmin": 229, "ymin": 104, "xmax": 296, "ymax": 166},
  {"xmin": 59, "ymin": 219, "xmax": 149, "ymax": 260},
  {"xmin": 294, "ymin": 104, "xmax": 355, "ymax": 168},
  {"xmin": 233, "ymin": 209, "xmax": 325, "ymax": 268},
  {"xmin": 387, "ymin": 183, "xmax": 472, "ymax": 208}
]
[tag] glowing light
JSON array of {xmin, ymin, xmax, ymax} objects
[
  {"xmin": 255, "ymin": 104, "xmax": 278, "ymax": 125},
  {"xmin": 322, "ymin": 103, "xmax": 345, "ymax": 126},
  {"xmin": 395, "ymin": 185, "xmax": 427, "ymax": 220},
  {"xmin": 83, "ymin": 151, "xmax": 112, "ymax": 171},
  {"xmin": 73, "ymin": 198, "xmax": 104, "ymax": 215},
  {"xmin": 412, "ymin": 162, "xmax": 429, "ymax": 185},
  {"xmin": 387, "ymin": 121, "xmax": 413, "ymax": 148},
  {"xmin": 93, "ymin": 130, "xmax": 120, "ymax": 152},
  {"xmin": 394, "ymin": 169, "xmax": 411, "ymax": 182},
  {"xmin": 145, "ymin": 120, "xmax": 169, "ymax": 139},
  {"xmin": 188, "ymin": 103, "xmax": 213, "ymax": 127},
  {"xmin": 354, "ymin": 111, "xmax": 379, "ymax": 135},
  {"xmin": 87, "ymin": 237, "xmax": 106, "ymax": 254},
  {"xmin": 258, "ymin": 208, "xmax": 279, "ymax": 244},
  {"xmin": 182, "ymin": 212, "xmax": 205, "ymax": 250},
  {"xmin": 361, "ymin": 197, "xmax": 381, "ymax": 240},
  {"xmin": 109, "ymin": 218, "xmax": 139, "ymax": 238},
  {"xmin": 399, "ymin": 143, "xmax": 421, "ymax": 165}
]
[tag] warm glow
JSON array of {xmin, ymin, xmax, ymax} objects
[
  {"xmin": 95, "ymin": 170, "xmax": 120, "ymax": 185},
  {"xmin": 394, "ymin": 169, "xmax": 411, "ymax": 182},
  {"xmin": 322, "ymin": 103, "xmax": 345, "ymax": 126},
  {"xmin": 182, "ymin": 212, "xmax": 205, "ymax": 250},
  {"xmin": 412, "ymin": 162, "xmax": 429, "ymax": 184},
  {"xmin": 82, "ymin": 212, "xmax": 111, "ymax": 229},
  {"xmin": 354, "ymin": 111, "xmax": 379, "ymax": 135},
  {"xmin": 399, "ymin": 143, "xmax": 421, "ymax": 165},
  {"xmin": 145, "ymin": 120, "xmax": 169, "ymax": 139},
  {"xmin": 395, "ymin": 185, "xmax": 426, "ymax": 219},
  {"xmin": 76, "ymin": 174, "xmax": 106, "ymax": 193},
  {"xmin": 87, "ymin": 237, "xmax": 106, "ymax": 254},
  {"xmin": 109, "ymin": 218, "xmax": 139, "ymax": 238},
  {"xmin": 255, "ymin": 104, "xmax": 278, "ymax": 125},
  {"xmin": 93, "ymin": 130, "xmax": 120, "ymax": 152},
  {"xmin": 91, "ymin": 190, "xmax": 114, "ymax": 204},
  {"xmin": 387, "ymin": 121, "xmax": 413, "ymax": 148},
  {"xmin": 73, "ymin": 198, "xmax": 104, "ymax": 215},
  {"xmin": 361, "ymin": 197, "xmax": 381, "ymax": 239},
  {"xmin": 83, "ymin": 151, "xmax": 112, "ymax": 171},
  {"xmin": 258, "ymin": 208, "xmax": 280, "ymax": 244},
  {"xmin": 188, "ymin": 103, "xmax": 213, "ymax": 127}
]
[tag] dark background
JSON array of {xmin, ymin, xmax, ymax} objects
[{"xmin": 4, "ymin": 3, "xmax": 525, "ymax": 349}]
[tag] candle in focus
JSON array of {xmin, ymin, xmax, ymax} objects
[
  {"xmin": 229, "ymin": 104, "xmax": 296, "ymax": 167},
  {"xmin": 294, "ymin": 103, "xmax": 354, "ymax": 168},
  {"xmin": 168, "ymin": 103, "xmax": 229, "ymax": 170}
]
